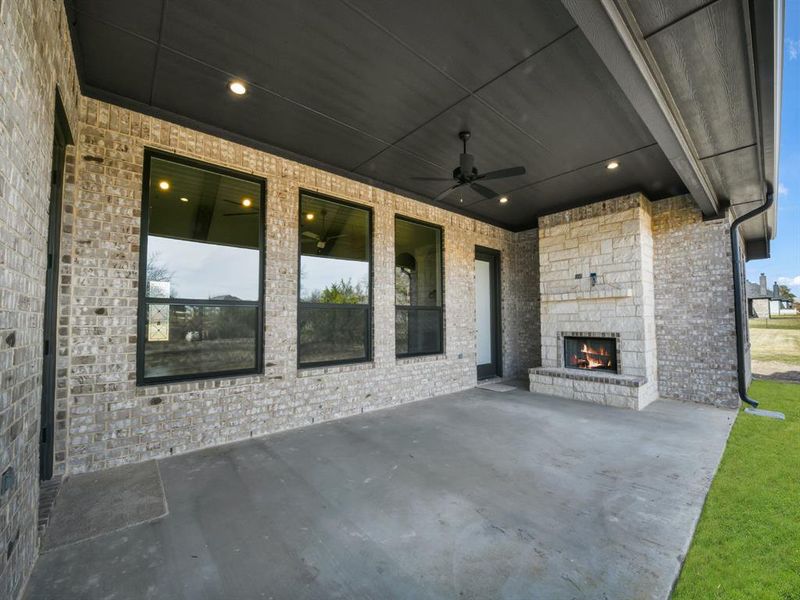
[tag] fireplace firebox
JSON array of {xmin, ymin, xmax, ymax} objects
[{"xmin": 564, "ymin": 336, "xmax": 618, "ymax": 373}]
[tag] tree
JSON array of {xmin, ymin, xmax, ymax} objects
[
  {"xmin": 312, "ymin": 278, "xmax": 367, "ymax": 304},
  {"xmin": 777, "ymin": 284, "xmax": 796, "ymax": 304},
  {"xmin": 146, "ymin": 251, "xmax": 177, "ymax": 298}
]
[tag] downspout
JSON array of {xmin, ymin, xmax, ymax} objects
[{"xmin": 729, "ymin": 187, "xmax": 774, "ymax": 408}]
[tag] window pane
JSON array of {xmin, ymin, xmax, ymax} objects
[
  {"xmin": 143, "ymin": 304, "xmax": 258, "ymax": 379},
  {"xmin": 299, "ymin": 256, "xmax": 369, "ymax": 303},
  {"xmin": 300, "ymin": 194, "xmax": 369, "ymax": 304},
  {"xmin": 298, "ymin": 305, "xmax": 368, "ymax": 365},
  {"xmin": 395, "ymin": 219, "xmax": 441, "ymax": 307},
  {"xmin": 146, "ymin": 157, "xmax": 261, "ymax": 301},
  {"xmin": 146, "ymin": 236, "xmax": 259, "ymax": 301},
  {"xmin": 396, "ymin": 308, "xmax": 442, "ymax": 356}
]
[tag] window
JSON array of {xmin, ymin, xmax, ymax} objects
[
  {"xmin": 137, "ymin": 151, "xmax": 265, "ymax": 384},
  {"xmin": 298, "ymin": 192, "xmax": 371, "ymax": 367},
  {"xmin": 395, "ymin": 217, "xmax": 443, "ymax": 357}
]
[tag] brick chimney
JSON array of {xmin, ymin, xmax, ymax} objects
[
  {"xmin": 759, "ymin": 273, "xmax": 768, "ymax": 295},
  {"xmin": 773, "ymin": 282, "xmax": 780, "ymax": 299}
]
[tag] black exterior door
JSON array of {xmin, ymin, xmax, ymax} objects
[
  {"xmin": 475, "ymin": 247, "xmax": 501, "ymax": 380},
  {"xmin": 40, "ymin": 96, "xmax": 71, "ymax": 480}
]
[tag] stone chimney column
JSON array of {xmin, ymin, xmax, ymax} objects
[{"xmin": 759, "ymin": 273, "xmax": 767, "ymax": 295}]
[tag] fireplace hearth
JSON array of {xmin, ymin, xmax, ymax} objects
[{"xmin": 564, "ymin": 336, "xmax": 618, "ymax": 373}]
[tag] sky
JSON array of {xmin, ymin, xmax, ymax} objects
[{"xmin": 747, "ymin": 0, "xmax": 800, "ymax": 295}]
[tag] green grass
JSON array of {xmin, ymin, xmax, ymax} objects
[
  {"xmin": 672, "ymin": 380, "xmax": 800, "ymax": 600},
  {"xmin": 749, "ymin": 315, "xmax": 800, "ymax": 330}
]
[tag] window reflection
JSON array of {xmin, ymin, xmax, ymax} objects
[
  {"xmin": 147, "ymin": 236, "xmax": 259, "ymax": 301},
  {"xmin": 298, "ymin": 193, "xmax": 371, "ymax": 366},
  {"xmin": 300, "ymin": 256, "xmax": 368, "ymax": 303},
  {"xmin": 143, "ymin": 304, "xmax": 258, "ymax": 379},
  {"xmin": 139, "ymin": 154, "xmax": 264, "ymax": 383},
  {"xmin": 395, "ymin": 218, "xmax": 443, "ymax": 357}
]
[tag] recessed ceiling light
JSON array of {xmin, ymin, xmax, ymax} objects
[
  {"xmin": 229, "ymin": 80, "xmax": 247, "ymax": 95},
  {"xmin": 158, "ymin": 180, "xmax": 170, "ymax": 191},
  {"xmin": 607, "ymin": 161, "xmax": 619, "ymax": 170},
  {"xmin": 499, "ymin": 196, "xmax": 509, "ymax": 204},
  {"xmin": 305, "ymin": 213, "xmax": 315, "ymax": 221},
  {"xmin": 241, "ymin": 198, "xmax": 252, "ymax": 208},
  {"xmin": 180, "ymin": 197, "xmax": 189, "ymax": 203}
]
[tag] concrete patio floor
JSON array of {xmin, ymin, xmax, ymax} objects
[{"xmin": 25, "ymin": 385, "xmax": 734, "ymax": 599}]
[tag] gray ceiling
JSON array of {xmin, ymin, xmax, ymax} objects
[{"xmin": 65, "ymin": 0, "xmax": 778, "ymax": 243}]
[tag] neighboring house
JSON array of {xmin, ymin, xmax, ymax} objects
[
  {"xmin": 747, "ymin": 273, "xmax": 795, "ymax": 317},
  {"xmin": 0, "ymin": 1, "xmax": 783, "ymax": 598}
]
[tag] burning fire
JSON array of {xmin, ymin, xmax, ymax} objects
[{"xmin": 570, "ymin": 342, "xmax": 613, "ymax": 370}]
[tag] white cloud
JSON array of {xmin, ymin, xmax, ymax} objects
[
  {"xmin": 789, "ymin": 39, "xmax": 800, "ymax": 60},
  {"xmin": 778, "ymin": 183, "xmax": 789, "ymax": 196},
  {"xmin": 777, "ymin": 275, "xmax": 800, "ymax": 287}
]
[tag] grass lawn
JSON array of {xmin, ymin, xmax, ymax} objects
[
  {"xmin": 749, "ymin": 314, "xmax": 800, "ymax": 330},
  {"xmin": 672, "ymin": 380, "xmax": 800, "ymax": 599}
]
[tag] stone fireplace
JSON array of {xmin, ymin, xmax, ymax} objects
[{"xmin": 529, "ymin": 194, "xmax": 659, "ymax": 410}]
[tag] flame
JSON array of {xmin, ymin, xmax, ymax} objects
[{"xmin": 569, "ymin": 341, "xmax": 614, "ymax": 370}]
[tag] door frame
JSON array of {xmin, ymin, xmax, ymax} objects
[
  {"xmin": 475, "ymin": 246, "xmax": 502, "ymax": 380},
  {"xmin": 40, "ymin": 91, "xmax": 72, "ymax": 481}
]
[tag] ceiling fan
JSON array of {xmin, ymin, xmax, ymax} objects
[
  {"xmin": 413, "ymin": 131, "xmax": 526, "ymax": 202},
  {"xmin": 301, "ymin": 209, "xmax": 346, "ymax": 254}
]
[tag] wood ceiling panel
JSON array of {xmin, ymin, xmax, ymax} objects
[
  {"xmin": 646, "ymin": 0, "xmax": 757, "ymax": 158},
  {"xmin": 160, "ymin": 0, "xmax": 467, "ymax": 143},
  {"xmin": 152, "ymin": 49, "xmax": 388, "ymax": 171},
  {"xmin": 344, "ymin": 0, "xmax": 576, "ymax": 91},
  {"xmin": 702, "ymin": 145, "xmax": 763, "ymax": 207},
  {"xmin": 625, "ymin": 0, "xmax": 711, "ymax": 37},
  {"xmin": 72, "ymin": 18, "xmax": 158, "ymax": 105},
  {"xmin": 70, "ymin": 0, "xmax": 164, "ymax": 41},
  {"xmin": 469, "ymin": 144, "xmax": 686, "ymax": 228},
  {"xmin": 476, "ymin": 29, "xmax": 655, "ymax": 171}
]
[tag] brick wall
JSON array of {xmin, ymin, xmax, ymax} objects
[
  {"xmin": 652, "ymin": 196, "xmax": 740, "ymax": 408},
  {"xmin": 0, "ymin": 0, "xmax": 80, "ymax": 596},
  {"xmin": 61, "ymin": 97, "xmax": 540, "ymax": 474}
]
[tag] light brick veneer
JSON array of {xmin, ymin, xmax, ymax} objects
[
  {"xmin": 0, "ymin": 1, "xmax": 80, "ymax": 597},
  {"xmin": 652, "ymin": 196, "xmax": 741, "ymax": 408},
  {"xmin": 61, "ymin": 97, "xmax": 540, "ymax": 474}
]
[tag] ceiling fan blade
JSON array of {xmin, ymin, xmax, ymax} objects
[
  {"xmin": 470, "ymin": 182, "xmax": 499, "ymax": 200},
  {"xmin": 325, "ymin": 234, "xmax": 347, "ymax": 241},
  {"xmin": 223, "ymin": 212, "xmax": 258, "ymax": 216},
  {"xmin": 478, "ymin": 166, "xmax": 526, "ymax": 180},
  {"xmin": 433, "ymin": 183, "xmax": 462, "ymax": 202},
  {"xmin": 302, "ymin": 231, "xmax": 320, "ymax": 239},
  {"xmin": 410, "ymin": 176, "xmax": 454, "ymax": 182}
]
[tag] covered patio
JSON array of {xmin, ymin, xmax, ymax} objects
[
  {"xmin": 26, "ymin": 385, "xmax": 732, "ymax": 599},
  {"xmin": 0, "ymin": 1, "xmax": 783, "ymax": 598}
]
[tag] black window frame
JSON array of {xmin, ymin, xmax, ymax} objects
[
  {"xmin": 136, "ymin": 148, "xmax": 266, "ymax": 386},
  {"xmin": 394, "ymin": 215, "xmax": 444, "ymax": 359},
  {"xmin": 296, "ymin": 190, "xmax": 373, "ymax": 369}
]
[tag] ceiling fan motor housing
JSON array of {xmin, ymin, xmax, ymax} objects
[{"xmin": 456, "ymin": 153, "xmax": 476, "ymax": 181}]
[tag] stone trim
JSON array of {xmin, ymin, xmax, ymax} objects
[
  {"xmin": 529, "ymin": 367, "xmax": 646, "ymax": 388},
  {"xmin": 557, "ymin": 331, "xmax": 622, "ymax": 373}
]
